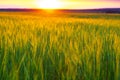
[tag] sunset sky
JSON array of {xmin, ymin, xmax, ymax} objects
[{"xmin": 0, "ymin": 0, "xmax": 120, "ymax": 9}]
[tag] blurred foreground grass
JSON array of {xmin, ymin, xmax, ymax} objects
[{"xmin": 0, "ymin": 12, "xmax": 120, "ymax": 80}]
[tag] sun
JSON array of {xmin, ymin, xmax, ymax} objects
[{"xmin": 37, "ymin": 0, "xmax": 61, "ymax": 9}]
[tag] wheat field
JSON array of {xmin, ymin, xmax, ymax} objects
[{"xmin": 0, "ymin": 12, "xmax": 120, "ymax": 80}]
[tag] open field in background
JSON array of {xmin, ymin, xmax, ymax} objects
[{"xmin": 0, "ymin": 12, "xmax": 120, "ymax": 80}]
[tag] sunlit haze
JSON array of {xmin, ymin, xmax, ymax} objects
[{"xmin": 0, "ymin": 0, "xmax": 120, "ymax": 9}]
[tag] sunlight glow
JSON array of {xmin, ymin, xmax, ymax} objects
[{"xmin": 37, "ymin": 0, "xmax": 61, "ymax": 9}]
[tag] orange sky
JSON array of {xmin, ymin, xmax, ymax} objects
[{"xmin": 0, "ymin": 0, "xmax": 120, "ymax": 9}]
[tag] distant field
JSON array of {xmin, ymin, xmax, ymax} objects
[{"xmin": 0, "ymin": 12, "xmax": 120, "ymax": 80}]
